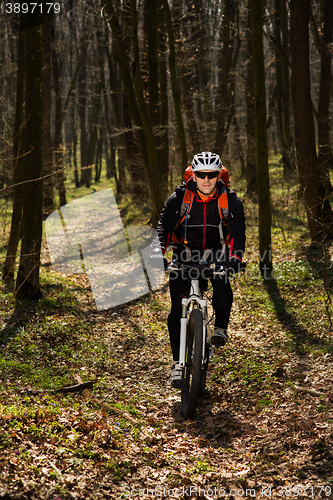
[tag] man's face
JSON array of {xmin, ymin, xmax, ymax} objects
[{"xmin": 193, "ymin": 170, "xmax": 219, "ymax": 195}]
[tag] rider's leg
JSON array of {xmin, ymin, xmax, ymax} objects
[
  {"xmin": 211, "ymin": 278, "xmax": 233, "ymax": 345},
  {"xmin": 211, "ymin": 278, "xmax": 233, "ymax": 328},
  {"xmin": 167, "ymin": 272, "xmax": 190, "ymax": 361}
]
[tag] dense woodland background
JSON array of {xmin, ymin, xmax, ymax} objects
[
  {"xmin": 0, "ymin": 0, "xmax": 332, "ymax": 296},
  {"xmin": 1, "ymin": 2, "xmax": 333, "ymax": 497}
]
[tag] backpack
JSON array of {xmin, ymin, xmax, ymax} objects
[{"xmin": 178, "ymin": 188, "xmax": 229, "ymax": 245}]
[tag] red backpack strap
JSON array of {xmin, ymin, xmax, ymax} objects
[
  {"xmin": 172, "ymin": 189, "xmax": 194, "ymax": 244},
  {"xmin": 174, "ymin": 188, "xmax": 229, "ymax": 245}
]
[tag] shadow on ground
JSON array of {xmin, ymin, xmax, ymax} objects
[
  {"xmin": 263, "ymin": 276, "xmax": 333, "ymax": 352},
  {"xmin": 0, "ymin": 294, "xmax": 39, "ymax": 343}
]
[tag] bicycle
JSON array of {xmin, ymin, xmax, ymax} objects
[{"xmin": 168, "ymin": 260, "xmax": 234, "ymax": 419}]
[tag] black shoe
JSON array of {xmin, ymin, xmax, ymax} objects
[{"xmin": 211, "ymin": 328, "xmax": 228, "ymax": 346}]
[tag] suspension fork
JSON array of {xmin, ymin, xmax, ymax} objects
[{"xmin": 179, "ymin": 279, "xmax": 207, "ymax": 368}]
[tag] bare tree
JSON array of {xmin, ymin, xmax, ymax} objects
[
  {"xmin": 252, "ymin": 0, "xmax": 272, "ymax": 274},
  {"xmin": 317, "ymin": 0, "xmax": 333, "ymax": 194},
  {"xmin": 244, "ymin": 0, "xmax": 257, "ymax": 193},
  {"xmin": 290, "ymin": 0, "xmax": 333, "ymax": 242},
  {"xmin": 42, "ymin": 16, "xmax": 54, "ymax": 214},
  {"xmin": 15, "ymin": 13, "xmax": 44, "ymax": 299},
  {"xmin": 163, "ymin": 0, "xmax": 188, "ymax": 173},
  {"xmin": 2, "ymin": 16, "xmax": 25, "ymax": 282},
  {"xmin": 273, "ymin": 0, "xmax": 294, "ymax": 175},
  {"xmin": 103, "ymin": 0, "xmax": 164, "ymax": 219},
  {"xmin": 214, "ymin": 0, "xmax": 234, "ymax": 156}
]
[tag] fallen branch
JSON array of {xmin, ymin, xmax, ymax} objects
[
  {"xmin": 60, "ymin": 381, "xmax": 94, "ymax": 394},
  {"xmin": 21, "ymin": 380, "xmax": 96, "ymax": 396},
  {"xmin": 73, "ymin": 374, "xmax": 137, "ymax": 423},
  {"xmin": 73, "ymin": 374, "xmax": 95, "ymax": 398},
  {"xmin": 294, "ymin": 385, "xmax": 325, "ymax": 397}
]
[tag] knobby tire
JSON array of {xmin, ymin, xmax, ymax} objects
[
  {"xmin": 199, "ymin": 334, "xmax": 210, "ymax": 397},
  {"xmin": 181, "ymin": 308, "xmax": 203, "ymax": 419}
]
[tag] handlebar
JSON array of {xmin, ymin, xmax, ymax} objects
[
  {"xmin": 167, "ymin": 261, "xmax": 239, "ymax": 278},
  {"xmin": 149, "ymin": 252, "xmax": 246, "ymax": 276}
]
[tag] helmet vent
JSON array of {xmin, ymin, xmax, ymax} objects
[{"xmin": 191, "ymin": 152, "xmax": 222, "ymax": 172}]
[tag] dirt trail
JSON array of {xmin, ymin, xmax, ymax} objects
[
  {"xmin": 84, "ymin": 279, "xmax": 333, "ymax": 499},
  {"xmin": 1, "ymin": 274, "xmax": 332, "ymax": 500}
]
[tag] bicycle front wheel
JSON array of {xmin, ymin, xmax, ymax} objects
[
  {"xmin": 181, "ymin": 308, "xmax": 203, "ymax": 419},
  {"xmin": 199, "ymin": 332, "xmax": 210, "ymax": 397}
]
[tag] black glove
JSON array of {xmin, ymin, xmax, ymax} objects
[{"xmin": 229, "ymin": 257, "xmax": 244, "ymax": 274}]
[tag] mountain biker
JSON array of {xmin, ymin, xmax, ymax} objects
[{"xmin": 152, "ymin": 152, "xmax": 246, "ymax": 388}]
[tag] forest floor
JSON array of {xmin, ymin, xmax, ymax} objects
[{"xmin": 1, "ymin": 169, "xmax": 333, "ymax": 499}]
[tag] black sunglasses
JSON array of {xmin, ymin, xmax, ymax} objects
[{"xmin": 195, "ymin": 171, "xmax": 219, "ymax": 179}]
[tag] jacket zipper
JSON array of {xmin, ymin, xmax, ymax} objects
[{"xmin": 203, "ymin": 202, "xmax": 207, "ymax": 248}]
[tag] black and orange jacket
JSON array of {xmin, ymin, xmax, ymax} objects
[{"xmin": 154, "ymin": 179, "xmax": 245, "ymax": 261}]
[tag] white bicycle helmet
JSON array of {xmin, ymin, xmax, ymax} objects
[{"xmin": 191, "ymin": 152, "xmax": 222, "ymax": 172}]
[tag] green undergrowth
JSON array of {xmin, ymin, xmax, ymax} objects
[
  {"xmin": 0, "ymin": 272, "xmax": 107, "ymax": 391},
  {"xmin": 1, "ymin": 156, "xmax": 333, "ymax": 495},
  {"xmin": 1, "ymin": 158, "xmax": 333, "ymax": 400}
]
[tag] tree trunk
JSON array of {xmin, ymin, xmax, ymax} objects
[
  {"xmin": 279, "ymin": 0, "xmax": 294, "ymax": 175},
  {"xmin": 52, "ymin": 26, "xmax": 67, "ymax": 206},
  {"xmin": 173, "ymin": 0, "xmax": 201, "ymax": 155},
  {"xmin": 317, "ymin": 0, "xmax": 333, "ymax": 194},
  {"xmin": 144, "ymin": 0, "xmax": 159, "ymax": 130},
  {"xmin": 181, "ymin": 68, "xmax": 202, "ymax": 155},
  {"xmin": 214, "ymin": 0, "xmax": 233, "ymax": 156},
  {"xmin": 273, "ymin": 0, "xmax": 293, "ymax": 175},
  {"xmin": 145, "ymin": 0, "xmax": 169, "ymax": 198},
  {"xmin": 103, "ymin": 39, "xmax": 119, "ymax": 188},
  {"xmin": 102, "ymin": 119, "xmax": 112, "ymax": 180},
  {"xmin": 2, "ymin": 18, "xmax": 25, "ymax": 282},
  {"xmin": 163, "ymin": 0, "xmax": 188, "ymax": 174},
  {"xmin": 42, "ymin": 18, "xmax": 54, "ymax": 214},
  {"xmin": 309, "ymin": 7, "xmax": 333, "ymax": 102},
  {"xmin": 290, "ymin": 0, "xmax": 333, "ymax": 241},
  {"xmin": 274, "ymin": 0, "xmax": 285, "ymax": 167},
  {"xmin": 233, "ymin": 116, "xmax": 245, "ymax": 175},
  {"xmin": 245, "ymin": 0, "xmax": 257, "ymax": 193},
  {"xmin": 218, "ymin": 20, "xmax": 241, "ymax": 156},
  {"xmin": 15, "ymin": 15, "xmax": 43, "ymax": 300},
  {"xmin": 118, "ymin": 1, "xmax": 143, "ymax": 194},
  {"xmin": 252, "ymin": 0, "xmax": 272, "ymax": 275},
  {"xmin": 72, "ymin": 99, "xmax": 79, "ymax": 187},
  {"xmin": 130, "ymin": 0, "xmax": 164, "ymax": 219},
  {"xmin": 87, "ymin": 89, "xmax": 101, "ymax": 183},
  {"xmin": 78, "ymin": 46, "xmax": 88, "ymax": 186},
  {"xmin": 158, "ymin": 0, "xmax": 169, "ymax": 198},
  {"xmin": 182, "ymin": 0, "xmax": 213, "ymax": 136},
  {"xmin": 188, "ymin": 0, "xmax": 213, "ymax": 125},
  {"xmin": 95, "ymin": 134, "xmax": 103, "ymax": 183},
  {"xmin": 103, "ymin": 1, "xmax": 164, "ymax": 219}
]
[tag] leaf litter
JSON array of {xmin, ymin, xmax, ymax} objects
[{"xmin": 1, "ymin": 193, "xmax": 333, "ymax": 499}]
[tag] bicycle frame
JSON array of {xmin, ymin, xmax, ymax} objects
[
  {"xmin": 165, "ymin": 259, "xmax": 244, "ymax": 418},
  {"xmin": 168, "ymin": 260, "xmax": 231, "ymax": 370},
  {"xmin": 179, "ymin": 278, "xmax": 210, "ymax": 368}
]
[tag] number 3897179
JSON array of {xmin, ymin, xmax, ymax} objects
[{"xmin": 6, "ymin": 3, "xmax": 61, "ymax": 14}]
